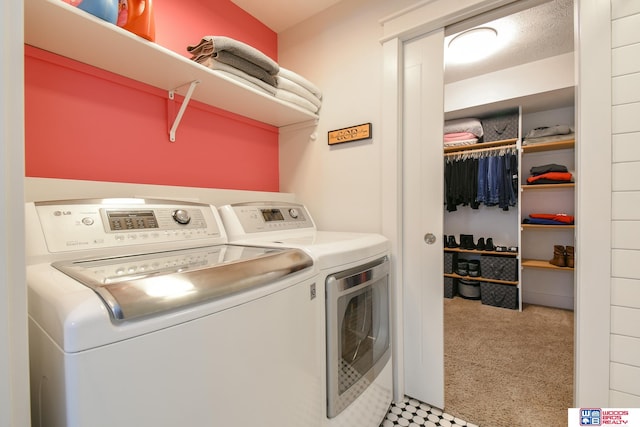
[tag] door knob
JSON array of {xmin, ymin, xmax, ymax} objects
[{"xmin": 424, "ymin": 233, "xmax": 436, "ymax": 245}]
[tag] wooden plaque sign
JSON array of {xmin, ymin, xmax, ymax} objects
[{"xmin": 328, "ymin": 123, "xmax": 372, "ymax": 145}]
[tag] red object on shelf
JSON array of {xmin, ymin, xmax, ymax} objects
[{"xmin": 117, "ymin": 0, "xmax": 156, "ymax": 42}]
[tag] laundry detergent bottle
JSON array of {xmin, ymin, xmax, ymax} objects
[
  {"xmin": 117, "ymin": 0, "xmax": 156, "ymax": 42},
  {"xmin": 63, "ymin": 0, "xmax": 119, "ymax": 24}
]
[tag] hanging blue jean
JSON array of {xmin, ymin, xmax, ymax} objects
[{"xmin": 485, "ymin": 155, "xmax": 500, "ymax": 206}]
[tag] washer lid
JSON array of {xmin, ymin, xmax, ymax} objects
[{"xmin": 52, "ymin": 244, "xmax": 313, "ymax": 321}]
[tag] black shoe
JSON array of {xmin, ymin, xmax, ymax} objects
[
  {"xmin": 447, "ymin": 235, "xmax": 459, "ymax": 248},
  {"xmin": 460, "ymin": 234, "xmax": 476, "ymax": 250},
  {"xmin": 485, "ymin": 238, "xmax": 495, "ymax": 251},
  {"xmin": 476, "ymin": 237, "xmax": 486, "ymax": 251}
]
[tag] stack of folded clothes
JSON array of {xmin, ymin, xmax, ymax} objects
[
  {"xmin": 443, "ymin": 118, "xmax": 483, "ymax": 148},
  {"xmin": 187, "ymin": 36, "xmax": 321, "ymax": 114},
  {"xmin": 522, "ymin": 213, "xmax": 574, "ymax": 225},
  {"xmin": 526, "ymin": 163, "xmax": 573, "ymax": 185},
  {"xmin": 523, "ymin": 125, "xmax": 574, "ymax": 146}
]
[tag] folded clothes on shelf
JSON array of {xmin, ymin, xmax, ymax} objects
[
  {"xmin": 187, "ymin": 36, "xmax": 322, "ymax": 114},
  {"xmin": 523, "ymin": 213, "xmax": 574, "ymax": 225},
  {"xmin": 526, "ymin": 171, "xmax": 573, "ymax": 184}
]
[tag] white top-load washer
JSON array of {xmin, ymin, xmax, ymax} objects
[
  {"xmin": 26, "ymin": 198, "xmax": 324, "ymax": 427},
  {"xmin": 218, "ymin": 201, "xmax": 393, "ymax": 427}
]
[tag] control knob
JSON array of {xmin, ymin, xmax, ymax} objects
[
  {"xmin": 289, "ymin": 208, "xmax": 299, "ymax": 219},
  {"xmin": 172, "ymin": 209, "xmax": 191, "ymax": 225}
]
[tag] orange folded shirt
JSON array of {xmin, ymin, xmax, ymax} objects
[{"xmin": 527, "ymin": 172, "xmax": 572, "ymax": 184}]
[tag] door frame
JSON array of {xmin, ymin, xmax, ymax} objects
[{"xmin": 381, "ymin": 0, "xmax": 612, "ymax": 407}]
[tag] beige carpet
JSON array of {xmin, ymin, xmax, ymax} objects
[{"xmin": 444, "ymin": 297, "xmax": 574, "ymax": 427}]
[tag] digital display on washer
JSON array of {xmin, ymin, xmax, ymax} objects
[
  {"xmin": 107, "ymin": 210, "xmax": 159, "ymax": 231},
  {"xmin": 261, "ymin": 208, "xmax": 285, "ymax": 222}
]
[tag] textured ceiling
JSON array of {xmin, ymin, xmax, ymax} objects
[
  {"xmin": 231, "ymin": 0, "xmax": 574, "ymax": 83},
  {"xmin": 444, "ymin": 0, "xmax": 574, "ymax": 83}
]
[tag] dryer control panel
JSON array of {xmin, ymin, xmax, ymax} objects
[
  {"xmin": 27, "ymin": 198, "xmax": 227, "ymax": 256},
  {"xmin": 219, "ymin": 202, "xmax": 316, "ymax": 238}
]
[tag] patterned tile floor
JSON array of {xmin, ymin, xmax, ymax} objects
[{"xmin": 380, "ymin": 396, "xmax": 478, "ymax": 427}]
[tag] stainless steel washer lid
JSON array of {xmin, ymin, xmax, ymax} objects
[{"xmin": 53, "ymin": 244, "xmax": 313, "ymax": 321}]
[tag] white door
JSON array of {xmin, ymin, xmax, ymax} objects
[{"xmin": 402, "ymin": 30, "xmax": 445, "ymax": 408}]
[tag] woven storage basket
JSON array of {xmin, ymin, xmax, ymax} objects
[
  {"xmin": 481, "ymin": 113, "xmax": 519, "ymax": 142},
  {"xmin": 480, "ymin": 282, "xmax": 518, "ymax": 310},
  {"xmin": 444, "ymin": 277, "xmax": 456, "ymax": 299},
  {"xmin": 444, "ymin": 251, "xmax": 457, "ymax": 274},
  {"xmin": 480, "ymin": 255, "xmax": 518, "ymax": 281}
]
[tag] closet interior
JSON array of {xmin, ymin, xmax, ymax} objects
[{"xmin": 443, "ymin": 97, "xmax": 576, "ymax": 311}]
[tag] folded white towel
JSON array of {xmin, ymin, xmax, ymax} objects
[
  {"xmin": 278, "ymin": 67, "xmax": 322, "ymax": 99},
  {"xmin": 276, "ymin": 75, "xmax": 321, "ymax": 108},
  {"xmin": 275, "ymin": 89, "xmax": 319, "ymax": 114}
]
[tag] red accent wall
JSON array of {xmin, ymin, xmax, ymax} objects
[{"xmin": 24, "ymin": 0, "xmax": 280, "ymax": 192}]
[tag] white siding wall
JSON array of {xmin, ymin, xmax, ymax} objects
[{"xmin": 610, "ymin": 0, "xmax": 640, "ymax": 407}]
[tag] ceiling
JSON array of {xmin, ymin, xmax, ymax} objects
[{"xmin": 231, "ymin": 0, "xmax": 574, "ymax": 83}]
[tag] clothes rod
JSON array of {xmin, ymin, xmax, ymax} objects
[{"xmin": 444, "ymin": 143, "xmax": 518, "ymax": 158}]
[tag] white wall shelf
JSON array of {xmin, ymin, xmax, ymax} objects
[{"xmin": 24, "ymin": 0, "xmax": 319, "ymax": 132}]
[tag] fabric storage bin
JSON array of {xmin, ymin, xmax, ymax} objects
[
  {"xmin": 444, "ymin": 251, "xmax": 457, "ymax": 274},
  {"xmin": 480, "ymin": 255, "xmax": 518, "ymax": 281},
  {"xmin": 457, "ymin": 279, "xmax": 481, "ymax": 300},
  {"xmin": 481, "ymin": 113, "xmax": 519, "ymax": 142},
  {"xmin": 480, "ymin": 282, "xmax": 519, "ymax": 310},
  {"xmin": 444, "ymin": 277, "xmax": 457, "ymax": 299}
]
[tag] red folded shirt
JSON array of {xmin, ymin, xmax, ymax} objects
[
  {"xmin": 529, "ymin": 213, "xmax": 575, "ymax": 224},
  {"xmin": 527, "ymin": 172, "xmax": 572, "ymax": 184}
]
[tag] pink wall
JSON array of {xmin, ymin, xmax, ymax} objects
[{"xmin": 24, "ymin": 0, "xmax": 280, "ymax": 192}]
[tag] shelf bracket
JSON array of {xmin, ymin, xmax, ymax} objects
[{"xmin": 168, "ymin": 80, "xmax": 200, "ymax": 142}]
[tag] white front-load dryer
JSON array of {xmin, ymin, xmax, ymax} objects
[{"xmin": 219, "ymin": 201, "xmax": 393, "ymax": 427}]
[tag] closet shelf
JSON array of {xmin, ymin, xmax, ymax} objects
[
  {"xmin": 443, "ymin": 138, "xmax": 518, "ymax": 154},
  {"xmin": 24, "ymin": 0, "xmax": 319, "ymax": 129},
  {"xmin": 521, "ymin": 183, "xmax": 575, "ymax": 190},
  {"xmin": 444, "ymin": 273, "xmax": 518, "ymax": 286},
  {"xmin": 521, "ymin": 224, "xmax": 575, "ymax": 230},
  {"xmin": 444, "ymin": 248, "xmax": 518, "ymax": 257},
  {"xmin": 522, "ymin": 259, "xmax": 575, "ymax": 271},
  {"xmin": 521, "ymin": 139, "xmax": 575, "ymax": 153}
]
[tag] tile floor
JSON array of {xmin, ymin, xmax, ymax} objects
[{"xmin": 380, "ymin": 396, "xmax": 478, "ymax": 427}]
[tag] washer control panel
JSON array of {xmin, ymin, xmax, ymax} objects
[
  {"xmin": 219, "ymin": 202, "xmax": 315, "ymax": 237},
  {"xmin": 31, "ymin": 198, "xmax": 225, "ymax": 254}
]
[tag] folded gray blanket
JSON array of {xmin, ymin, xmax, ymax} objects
[
  {"xmin": 444, "ymin": 117, "xmax": 483, "ymax": 138},
  {"xmin": 187, "ymin": 36, "xmax": 279, "ymax": 75},
  {"xmin": 200, "ymin": 57, "xmax": 277, "ymax": 95},
  {"xmin": 279, "ymin": 67, "xmax": 322, "ymax": 99},
  {"xmin": 525, "ymin": 125, "xmax": 573, "ymax": 139}
]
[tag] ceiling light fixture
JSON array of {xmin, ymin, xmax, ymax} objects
[{"xmin": 446, "ymin": 27, "xmax": 499, "ymax": 64}]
